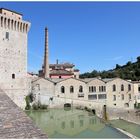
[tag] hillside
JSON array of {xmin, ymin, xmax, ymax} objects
[{"xmin": 80, "ymin": 56, "xmax": 140, "ymax": 81}]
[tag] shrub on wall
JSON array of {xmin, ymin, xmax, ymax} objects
[{"xmin": 25, "ymin": 95, "xmax": 31, "ymax": 110}]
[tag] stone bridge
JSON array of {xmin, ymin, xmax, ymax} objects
[{"xmin": 0, "ymin": 89, "xmax": 47, "ymax": 138}]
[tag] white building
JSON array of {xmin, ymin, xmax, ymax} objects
[{"xmin": 31, "ymin": 77, "xmax": 135, "ymax": 112}]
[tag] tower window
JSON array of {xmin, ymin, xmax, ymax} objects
[
  {"xmin": 6, "ymin": 32, "xmax": 9, "ymax": 40},
  {"xmin": 12, "ymin": 74, "xmax": 15, "ymax": 79}
]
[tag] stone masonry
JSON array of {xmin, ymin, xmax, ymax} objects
[{"xmin": 0, "ymin": 89, "xmax": 47, "ymax": 138}]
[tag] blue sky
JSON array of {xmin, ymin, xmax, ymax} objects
[{"xmin": 1, "ymin": 2, "xmax": 140, "ymax": 73}]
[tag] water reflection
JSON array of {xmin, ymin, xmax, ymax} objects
[{"xmin": 26, "ymin": 109, "xmax": 129, "ymax": 138}]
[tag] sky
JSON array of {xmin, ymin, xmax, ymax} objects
[{"xmin": 1, "ymin": 2, "xmax": 140, "ymax": 73}]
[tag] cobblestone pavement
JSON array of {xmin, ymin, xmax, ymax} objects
[{"xmin": 0, "ymin": 90, "xmax": 47, "ymax": 138}]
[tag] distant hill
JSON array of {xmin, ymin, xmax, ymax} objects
[{"xmin": 79, "ymin": 56, "xmax": 140, "ymax": 81}]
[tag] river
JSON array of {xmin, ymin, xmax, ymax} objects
[{"xmin": 26, "ymin": 108, "xmax": 130, "ymax": 138}]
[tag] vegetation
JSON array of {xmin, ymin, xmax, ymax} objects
[
  {"xmin": 134, "ymin": 103, "xmax": 140, "ymax": 109},
  {"xmin": 80, "ymin": 56, "xmax": 140, "ymax": 81},
  {"xmin": 32, "ymin": 103, "xmax": 48, "ymax": 110},
  {"xmin": 25, "ymin": 95, "xmax": 31, "ymax": 110}
]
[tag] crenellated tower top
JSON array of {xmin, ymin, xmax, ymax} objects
[{"xmin": 0, "ymin": 8, "xmax": 30, "ymax": 33}]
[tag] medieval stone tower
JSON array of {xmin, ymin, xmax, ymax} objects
[{"xmin": 0, "ymin": 8, "xmax": 30, "ymax": 108}]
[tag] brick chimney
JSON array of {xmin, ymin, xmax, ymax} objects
[{"xmin": 44, "ymin": 27, "xmax": 49, "ymax": 78}]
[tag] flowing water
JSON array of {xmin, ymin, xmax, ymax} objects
[{"xmin": 26, "ymin": 108, "xmax": 130, "ymax": 138}]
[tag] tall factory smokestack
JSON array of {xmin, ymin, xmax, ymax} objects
[{"xmin": 44, "ymin": 27, "xmax": 49, "ymax": 78}]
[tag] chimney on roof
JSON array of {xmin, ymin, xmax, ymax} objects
[{"xmin": 44, "ymin": 27, "xmax": 49, "ymax": 78}]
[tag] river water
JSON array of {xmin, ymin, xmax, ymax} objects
[{"xmin": 26, "ymin": 108, "xmax": 129, "ymax": 138}]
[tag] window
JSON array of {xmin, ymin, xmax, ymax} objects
[
  {"xmin": 128, "ymin": 84, "xmax": 131, "ymax": 91},
  {"xmin": 12, "ymin": 74, "xmax": 15, "ymax": 79},
  {"xmin": 6, "ymin": 32, "xmax": 9, "ymax": 40},
  {"xmin": 121, "ymin": 94, "xmax": 124, "ymax": 100},
  {"xmin": 104, "ymin": 86, "xmax": 106, "ymax": 92},
  {"xmin": 98, "ymin": 94, "xmax": 106, "ymax": 99},
  {"xmin": 70, "ymin": 86, "xmax": 74, "ymax": 93},
  {"xmin": 121, "ymin": 84, "xmax": 124, "ymax": 91},
  {"xmin": 138, "ymin": 86, "xmax": 140, "ymax": 93},
  {"xmin": 89, "ymin": 86, "xmax": 96, "ymax": 93},
  {"xmin": 113, "ymin": 95, "xmax": 116, "ymax": 101},
  {"xmin": 88, "ymin": 94, "xmax": 97, "ymax": 100},
  {"xmin": 89, "ymin": 87, "xmax": 91, "ymax": 92},
  {"xmin": 91, "ymin": 86, "xmax": 94, "ymax": 92},
  {"xmin": 79, "ymin": 85, "xmax": 83, "ymax": 93},
  {"xmin": 113, "ymin": 84, "xmax": 116, "ymax": 92},
  {"xmin": 129, "ymin": 94, "xmax": 131, "ymax": 100},
  {"xmin": 61, "ymin": 86, "xmax": 65, "ymax": 93},
  {"xmin": 99, "ymin": 86, "xmax": 106, "ymax": 92}
]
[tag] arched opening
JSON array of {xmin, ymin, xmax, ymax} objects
[
  {"xmin": 4, "ymin": 18, "xmax": 6, "ymax": 28},
  {"xmin": 121, "ymin": 84, "xmax": 124, "ymax": 91},
  {"xmin": 1, "ymin": 16, "xmax": 3, "ymax": 27},
  {"xmin": 8, "ymin": 19, "xmax": 10, "ymax": 29},
  {"xmin": 61, "ymin": 86, "xmax": 65, "ymax": 93},
  {"xmin": 23, "ymin": 23, "xmax": 25, "ymax": 32},
  {"xmin": 124, "ymin": 103, "xmax": 129, "ymax": 108},
  {"xmin": 70, "ymin": 86, "xmax": 74, "ymax": 93},
  {"xmin": 11, "ymin": 20, "xmax": 13, "ymax": 30},
  {"xmin": 92, "ymin": 109, "xmax": 96, "ymax": 115},
  {"xmin": 17, "ymin": 22, "xmax": 20, "ymax": 31},
  {"xmin": 128, "ymin": 84, "xmax": 131, "ymax": 91},
  {"xmin": 79, "ymin": 85, "xmax": 83, "ymax": 93},
  {"xmin": 14, "ymin": 21, "xmax": 16, "ymax": 30},
  {"xmin": 20, "ymin": 23, "xmax": 22, "ymax": 32},
  {"xmin": 64, "ymin": 103, "xmax": 71, "ymax": 111},
  {"xmin": 12, "ymin": 74, "xmax": 15, "ymax": 79},
  {"xmin": 113, "ymin": 84, "xmax": 116, "ymax": 91}
]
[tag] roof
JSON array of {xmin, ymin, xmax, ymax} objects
[
  {"xmin": 49, "ymin": 63, "xmax": 75, "ymax": 68},
  {"xmin": 0, "ymin": 8, "xmax": 22, "ymax": 16},
  {"xmin": 102, "ymin": 78, "xmax": 117, "ymax": 83},
  {"xmin": 102, "ymin": 77, "xmax": 133, "ymax": 84},
  {"xmin": 50, "ymin": 77, "xmax": 86, "ymax": 84},
  {"xmin": 50, "ymin": 69, "xmax": 73, "ymax": 75},
  {"xmin": 81, "ymin": 78, "xmax": 98, "ymax": 82},
  {"xmin": 131, "ymin": 81, "xmax": 140, "ymax": 84}
]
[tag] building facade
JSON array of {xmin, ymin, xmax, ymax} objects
[
  {"xmin": 31, "ymin": 77, "xmax": 135, "ymax": 113},
  {"xmin": 133, "ymin": 81, "xmax": 140, "ymax": 105},
  {"xmin": 0, "ymin": 8, "xmax": 30, "ymax": 108}
]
